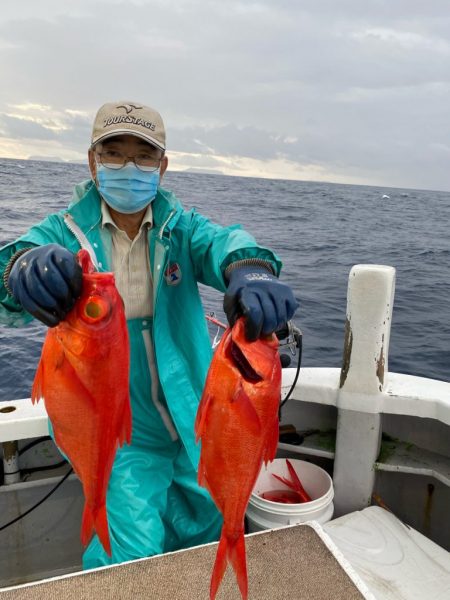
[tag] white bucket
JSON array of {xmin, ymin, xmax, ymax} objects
[{"xmin": 246, "ymin": 458, "xmax": 334, "ymax": 533}]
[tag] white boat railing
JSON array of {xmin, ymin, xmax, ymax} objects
[{"xmin": 1, "ymin": 264, "xmax": 449, "ymax": 516}]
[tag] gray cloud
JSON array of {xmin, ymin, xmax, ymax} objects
[
  {"xmin": 0, "ymin": 1, "xmax": 449, "ymax": 189},
  {"xmin": 0, "ymin": 114, "xmax": 57, "ymax": 140},
  {"xmin": 0, "ymin": 111, "xmax": 92, "ymax": 151}
]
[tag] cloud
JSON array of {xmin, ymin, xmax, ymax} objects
[
  {"xmin": 0, "ymin": 104, "xmax": 92, "ymax": 147},
  {"xmin": 0, "ymin": 1, "xmax": 449, "ymax": 189},
  {"xmin": 0, "ymin": 114, "xmax": 58, "ymax": 140}
]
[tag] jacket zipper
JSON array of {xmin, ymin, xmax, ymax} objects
[
  {"xmin": 63, "ymin": 214, "xmax": 99, "ymax": 270},
  {"xmin": 158, "ymin": 209, "xmax": 177, "ymax": 240}
]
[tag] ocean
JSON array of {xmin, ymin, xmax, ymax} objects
[{"xmin": 0, "ymin": 157, "xmax": 448, "ymax": 402}]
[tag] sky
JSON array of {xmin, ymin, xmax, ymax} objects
[{"xmin": 0, "ymin": 1, "xmax": 449, "ymax": 191}]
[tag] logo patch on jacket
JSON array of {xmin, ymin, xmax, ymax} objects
[{"xmin": 165, "ymin": 263, "xmax": 182, "ymax": 285}]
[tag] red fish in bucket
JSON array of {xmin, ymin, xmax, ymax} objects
[
  {"xmin": 31, "ymin": 249, "xmax": 131, "ymax": 555},
  {"xmin": 195, "ymin": 317, "xmax": 281, "ymax": 600},
  {"xmin": 261, "ymin": 458, "xmax": 312, "ymax": 504}
]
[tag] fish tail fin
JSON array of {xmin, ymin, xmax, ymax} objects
[
  {"xmin": 80, "ymin": 501, "xmax": 94, "ymax": 548},
  {"xmin": 81, "ymin": 502, "xmax": 112, "ymax": 557},
  {"xmin": 94, "ymin": 504, "xmax": 112, "ymax": 556},
  {"xmin": 228, "ymin": 531, "xmax": 248, "ymax": 600},
  {"xmin": 31, "ymin": 359, "xmax": 44, "ymax": 404},
  {"xmin": 210, "ymin": 530, "xmax": 248, "ymax": 600},
  {"xmin": 210, "ymin": 530, "xmax": 228, "ymax": 600}
]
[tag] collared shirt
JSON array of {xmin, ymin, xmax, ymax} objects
[{"xmin": 101, "ymin": 200, "xmax": 153, "ymax": 318}]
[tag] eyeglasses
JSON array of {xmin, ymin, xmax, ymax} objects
[{"xmin": 96, "ymin": 149, "xmax": 162, "ymax": 172}]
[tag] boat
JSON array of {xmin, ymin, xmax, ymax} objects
[{"xmin": 0, "ymin": 264, "xmax": 449, "ymax": 599}]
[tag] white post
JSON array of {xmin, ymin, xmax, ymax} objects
[
  {"xmin": 2, "ymin": 440, "xmax": 20, "ymax": 485},
  {"xmin": 333, "ymin": 264, "xmax": 396, "ymax": 516}
]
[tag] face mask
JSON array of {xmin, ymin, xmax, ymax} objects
[{"xmin": 96, "ymin": 163, "xmax": 160, "ymax": 214}]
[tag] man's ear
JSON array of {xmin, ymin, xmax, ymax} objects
[
  {"xmin": 159, "ymin": 155, "xmax": 169, "ymax": 180},
  {"xmin": 88, "ymin": 149, "xmax": 97, "ymax": 180}
]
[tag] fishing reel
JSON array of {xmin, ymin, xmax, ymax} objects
[
  {"xmin": 276, "ymin": 321, "xmax": 302, "ymax": 368},
  {"xmin": 276, "ymin": 320, "xmax": 303, "ymax": 418}
]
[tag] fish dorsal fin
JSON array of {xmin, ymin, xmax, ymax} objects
[
  {"xmin": 31, "ymin": 334, "xmax": 65, "ymax": 404},
  {"xmin": 233, "ymin": 384, "xmax": 261, "ymax": 436},
  {"xmin": 31, "ymin": 359, "xmax": 45, "ymax": 404},
  {"xmin": 77, "ymin": 248, "xmax": 96, "ymax": 274}
]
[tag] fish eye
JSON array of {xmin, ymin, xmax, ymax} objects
[
  {"xmin": 80, "ymin": 295, "xmax": 110, "ymax": 323},
  {"xmin": 85, "ymin": 301, "xmax": 102, "ymax": 319}
]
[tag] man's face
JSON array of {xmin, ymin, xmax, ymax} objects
[{"xmin": 88, "ymin": 134, "xmax": 168, "ymax": 180}]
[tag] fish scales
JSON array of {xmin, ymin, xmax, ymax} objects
[
  {"xmin": 31, "ymin": 249, "xmax": 131, "ymax": 555},
  {"xmin": 195, "ymin": 317, "xmax": 281, "ymax": 600}
]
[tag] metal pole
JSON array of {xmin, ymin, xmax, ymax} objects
[{"xmin": 2, "ymin": 440, "xmax": 20, "ymax": 485}]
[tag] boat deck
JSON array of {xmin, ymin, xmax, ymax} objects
[{"xmin": 0, "ymin": 524, "xmax": 371, "ymax": 599}]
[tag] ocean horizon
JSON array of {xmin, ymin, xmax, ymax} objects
[{"xmin": 0, "ymin": 156, "xmax": 448, "ymax": 401}]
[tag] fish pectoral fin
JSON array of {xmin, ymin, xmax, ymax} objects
[
  {"xmin": 118, "ymin": 395, "xmax": 132, "ymax": 446},
  {"xmin": 195, "ymin": 392, "xmax": 213, "ymax": 442},
  {"xmin": 233, "ymin": 385, "xmax": 261, "ymax": 436},
  {"xmin": 197, "ymin": 457, "xmax": 212, "ymax": 494},
  {"xmin": 263, "ymin": 418, "xmax": 280, "ymax": 465}
]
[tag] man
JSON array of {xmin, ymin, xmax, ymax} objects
[{"xmin": 0, "ymin": 101, "xmax": 298, "ymax": 568}]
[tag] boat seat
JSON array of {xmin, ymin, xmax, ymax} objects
[{"xmin": 324, "ymin": 506, "xmax": 450, "ymax": 600}]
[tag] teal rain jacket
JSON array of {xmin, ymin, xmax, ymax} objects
[{"xmin": 0, "ymin": 180, "xmax": 282, "ymax": 470}]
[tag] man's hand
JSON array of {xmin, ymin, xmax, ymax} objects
[
  {"xmin": 223, "ymin": 266, "xmax": 299, "ymax": 341},
  {"xmin": 8, "ymin": 244, "xmax": 83, "ymax": 327}
]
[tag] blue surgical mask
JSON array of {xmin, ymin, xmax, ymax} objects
[{"xmin": 96, "ymin": 163, "xmax": 160, "ymax": 214}]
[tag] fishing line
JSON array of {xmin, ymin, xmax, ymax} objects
[
  {"xmin": 0, "ymin": 467, "xmax": 73, "ymax": 532},
  {"xmin": 21, "ymin": 461, "xmax": 69, "ymax": 477},
  {"xmin": 19, "ymin": 436, "xmax": 52, "ymax": 455},
  {"xmin": 17, "ymin": 436, "xmax": 68, "ymax": 476},
  {"xmin": 278, "ymin": 323, "xmax": 302, "ymax": 413}
]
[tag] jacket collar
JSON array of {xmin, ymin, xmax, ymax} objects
[{"xmin": 66, "ymin": 180, "xmax": 183, "ymax": 234}]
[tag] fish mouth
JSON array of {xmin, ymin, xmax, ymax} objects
[{"xmin": 227, "ymin": 340, "xmax": 263, "ymax": 383}]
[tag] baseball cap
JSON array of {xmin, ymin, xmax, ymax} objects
[{"xmin": 91, "ymin": 101, "xmax": 166, "ymax": 151}]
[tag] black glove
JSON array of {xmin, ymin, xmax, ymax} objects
[
  {"xmin": 223, "ymin": 266, "xmax": 299, "ymax": 341},
  {"xmin": 8, "ymin": 244, "xmax": 83, "ymax": 327}
]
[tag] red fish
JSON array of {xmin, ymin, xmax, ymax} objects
[
  {"xmin": 260, "ymin": 460, "xmax": 312, "ymax": 504},
  {"xmin": 260, "ymin": 489, "xmax": 305, "ymax": 504},
  {"xmin": 31, "ymin": 249, "xmax": 131, "ymax": 555},
  {"xmin": 271, "ymin": 459, "xmax": 312, "ymax": 503},
  {"xmin": 195, "ymin": 317, "xmax": 281, "ymax": 600}
]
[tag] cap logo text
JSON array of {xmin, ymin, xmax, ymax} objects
[{"xmin": 103, "ymin": 115, "xmax": 156, "ymax": 131}]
